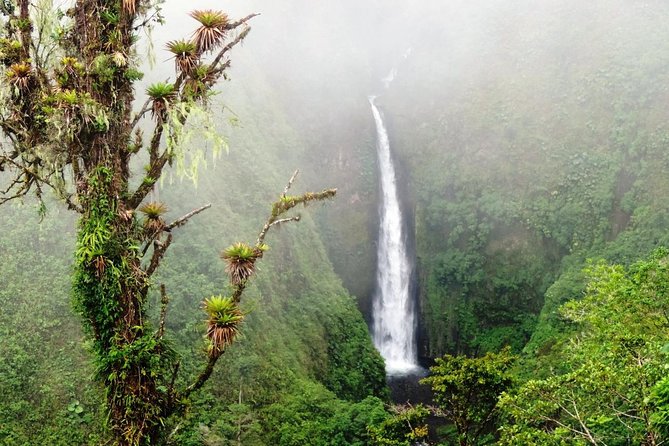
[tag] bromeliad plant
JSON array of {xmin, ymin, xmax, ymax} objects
[
  {"xmin": 166, "ymin": 39, "xmax": 198, "ymax": 74},
  {"xmin": 6, "ymin": 61, "xmax": 31, "ymax": 90},
  {"xmin": 221, "ymin": 242, "xmax": 261, "ymax": 285},
  {"xmin": 190, "ymin": 9, "xmax": 230, "ymax": 53},
  {"xmin": 138, "ymin": 201, "xmax": 168, "ymax": 233},
  {"xmin": 184, "ymin": 63, "xmax": 215, "ymax": 102},
  {"xmin": 146, "ymin": 82, "xmax": 176, "ymax": 119},
  {"xmin": 0, "ymin": 2, "xmax": 336, "ymax": 446},
  {"xmin": 204, "ymin": 295, "xmax": 243, "ymax": 357}
]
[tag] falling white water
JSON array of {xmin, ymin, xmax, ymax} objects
[{"xmin": 369, "ymin": 96, "xmax": 420, "ymax": 375}]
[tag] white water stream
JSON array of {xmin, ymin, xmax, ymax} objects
[{"xmin": 370, "ymin": 96, "xmax": 420, "ymax": 375}]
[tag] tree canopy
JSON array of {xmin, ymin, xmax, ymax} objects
[{"xmin": 499, "ymin": 251, "xmax": 669, "ymax": 445}]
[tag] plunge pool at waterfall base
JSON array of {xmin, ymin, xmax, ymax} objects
[
  {"xmin": 387, "ymin": 367, "xmax": 430, "ymax": 405},
  {"xmin": 387, "ymin": 368, "xmax": 447, "ymax": 444}
]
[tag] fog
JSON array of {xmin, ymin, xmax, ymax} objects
[
  {"xmin": 5, "ymin": 0, "xmax": 669, "ymax": 441},
  {"xmin": 134, "ymin": 0, "xmax": 669, "ymax": 307},
  {"xmin": 147, "ymin": 0, "xmax": 669, "ymax": 153}
]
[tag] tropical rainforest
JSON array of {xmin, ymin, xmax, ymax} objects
[{"xmin": 2, "ymin": 0, "xmax": 669, "ymax": 445}]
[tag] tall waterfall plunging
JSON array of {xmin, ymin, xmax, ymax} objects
[{"xmin": 369, "ymin": 96, "xmax": 420, "ymax": 375}]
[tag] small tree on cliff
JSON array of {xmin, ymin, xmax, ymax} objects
[{"xmin": 0, "ymin": 2, "xmax": 335, "ymax": 445}]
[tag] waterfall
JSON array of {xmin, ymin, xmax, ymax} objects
[{"xmin": 369, "ymin": 96, "xmax": 420, "ymax": 375}]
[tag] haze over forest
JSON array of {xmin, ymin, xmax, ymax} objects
[{"xmin": 3, "ymin": 0, "xmax": 669, "ymax": 445}]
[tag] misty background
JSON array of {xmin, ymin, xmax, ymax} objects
[{"xmin": 4, "ymin": 0, "xmax": 669, "ymax": 443}]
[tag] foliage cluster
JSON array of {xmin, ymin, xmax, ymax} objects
[
  {"xmin": 422, "ymin": 348, "xmax": 516, "ymax": 446},
  {"xmin": 499, "ymin": 250, "xmax": 669, "ymax": 444},
  {"xmin": 367, "ymin": 404, "xmax": 430, "ymax": 446}
]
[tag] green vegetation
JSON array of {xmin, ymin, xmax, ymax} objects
[
  {"xmin": 499, "ymin": 251, "xmax": 669, "ymax": 444},
  {"xmin": 0, "ymin": 1, "xmax": 379, "ymax": 445},
  {"xmin": 284, "ymin": 0, "xmax": 669, "ymax": 443},
  {"xmin": 5, "ymin": 0, "xmax": 669, "ymax": 444},
  {"xmin": 0, "ymin": 112, "xmax": 389, "ymax": 446},
  {"xmin": 422, "ymin": 348, "xmax": 516, "ymax": 446},
  {"xmin": 367, "ymin": 404, "xmax": 430, "ymax": 446},
  {"xmin": 263, "ymin": 381, "xmax": 388, "ymax": 446},
  {"xmin": 365, "ymin": 0, "xmax": 669, "ymax": 360}
]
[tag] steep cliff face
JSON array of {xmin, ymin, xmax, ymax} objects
[
  {"xmin": 266, "ymin": 0, "xmax": 669, "ymax": 359},
  {"xmin": 375, "ymin": 0, "xmax": 669, "ymax": 357}
]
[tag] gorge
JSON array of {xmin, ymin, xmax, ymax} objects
[{"xmin": 4, "ymin": 0, "xmax": 669, "ymax": 444}]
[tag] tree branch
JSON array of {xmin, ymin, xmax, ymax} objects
[
  {"xmin": 130, "ymin": 98, "xmax": 152, "ymax": 129},
  {"xmin": 256, "ymin": 176, "xmax": 337, "ymax": 246},
  {"xmin": 0, "ymin": 154, "xmax": 82, "ymax": 212},
  {"xmin": 129, "ymin": 150, "xmax": 170, "ymax": 209},
  {"xmin": 282, "ymin": 169, "xmax": 299, "ymax": 197},
  {"xmin": 225, "ymin": 13, "xmax": 260, "ymax": 30},
  {"xmin": 167, "ymin": 360, "xmax": 180, "ymax": 412},
  {"xmin": 129, "ymin": 108, "xmax": 190, "ymax": 209},
  {"xmin": 145, "ymin": 233, "xmax": 172, "ymax": 278},
  {"xmin": 141, "ymin": 204, "xmax": 211, "ymax": 270},
  {"xmin": 181, "ymin": 353, "xmax": 221, "ymax": 400},
  {"xmin": 131, "ymin": 6, "xmax": 164, "ymax": 31},
  {"xmin": 569, "ymin": 393, "xmax": 600, "ymax": 446},
  {"xmin": 256, "ymin": 215, "xmax": 300, "ymax": 246},
  {"xmin": 210, "ymin": 19, "xmax": 257, "ymax": 72},
  {"xmin": 0, "ymin": 171, "xmax": 32, "ymax": 204},
  {"xmin": 167, "ymin": 203, "xmax": 211, "ymax": 231},
  {"xmin": 148, "ymin": 118, "xmax": 165, "ymax": 165},
  {"xmin": 18, "ymin": 0, "xmax": 31, "ymax": 58}
]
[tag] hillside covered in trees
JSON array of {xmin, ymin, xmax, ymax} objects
[{"xmin": 4, "ymin": 0, "xmax": 669, "ymax": 445}]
